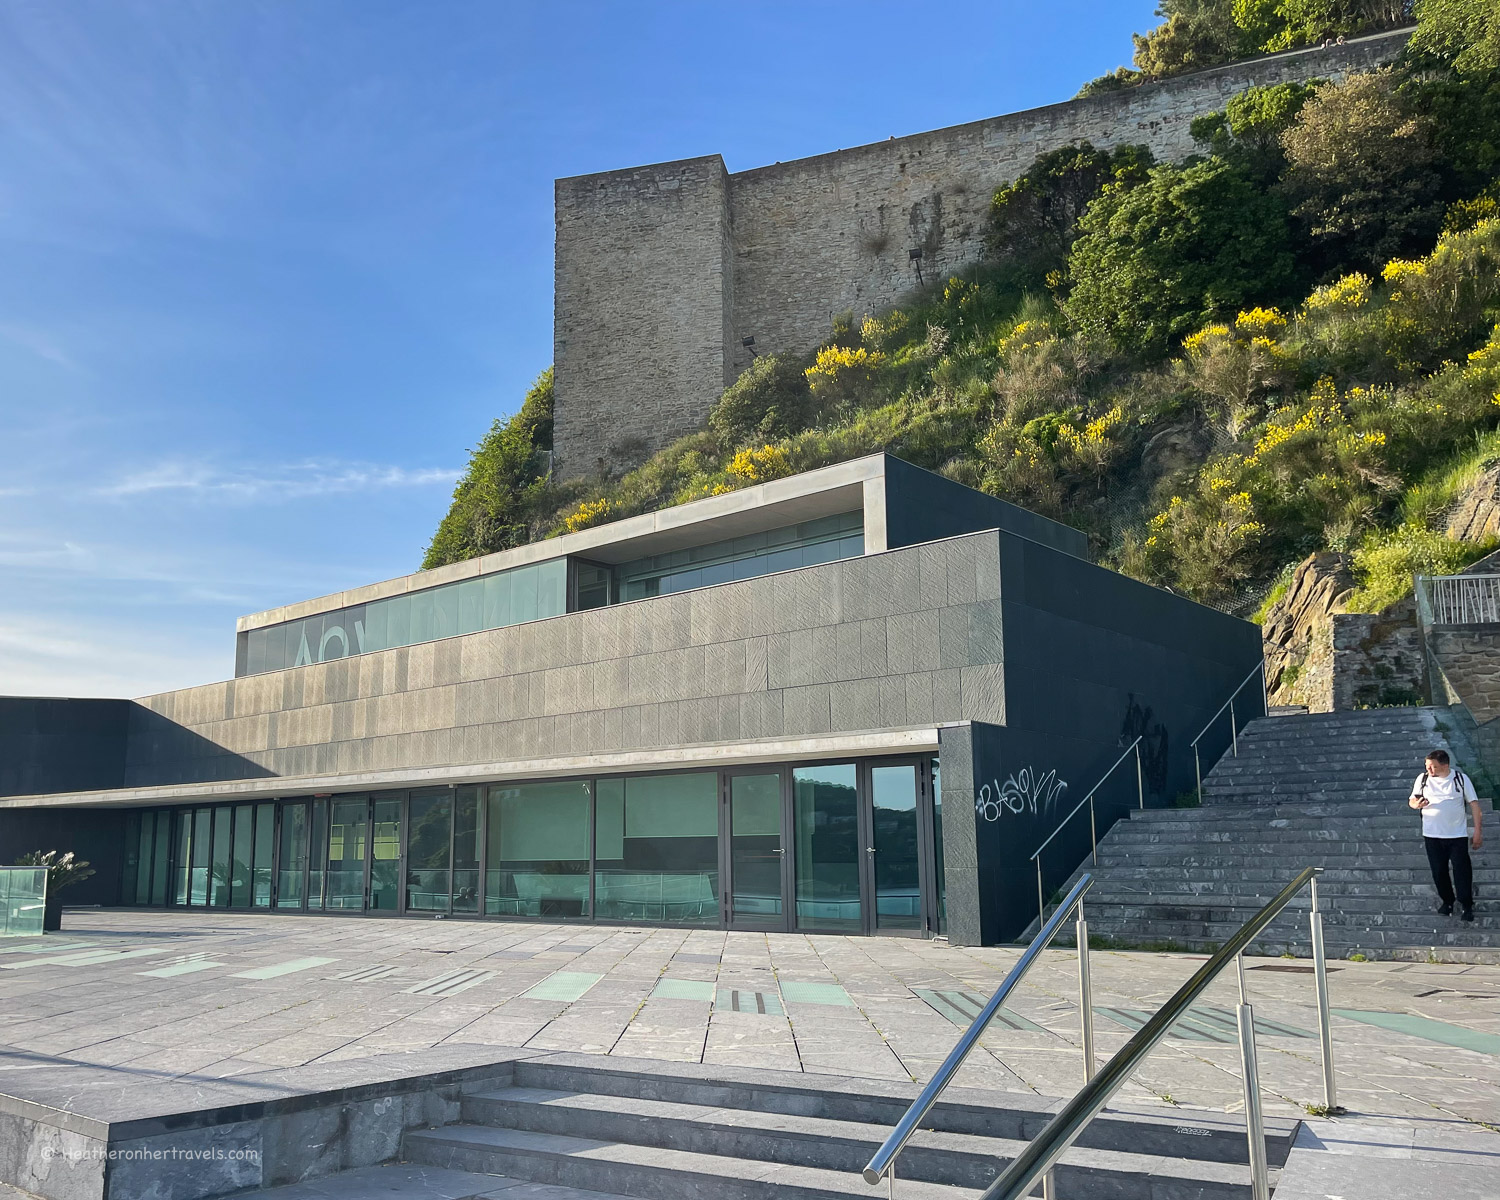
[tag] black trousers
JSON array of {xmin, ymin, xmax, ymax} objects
[{"xmin": 1425, "ymin": 835, "xmax": 1474, "ymax": 908}]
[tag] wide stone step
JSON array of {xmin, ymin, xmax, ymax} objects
[
  {"xmin": 1093, "ymin": 848, "xmax": 1467, "ymax": 867},
  {"xmin": 508, "ymin": 1055, "xmax": 1283, "ymax": 1165},
  {"xmin": 1085, "ymin": 889, "xmax": 1485, "ymax": 915},
  {"xmin": 1084, "ymin": 865, "xmax": 1500, "ymax": 885},
  {"xmin": 1085, "ymin": 901, "xmax": 1500, "ymax": 931},
  {"xmin": 403, "ymin": 1121, "xmax": 1257, "ymax": 1200},
  {"xmin": 231, "ymin": 1163, "xmax": 634, "ymax": 1200},
  {"xmin": 1131, "ymin": 802, "xmax": 1404, "ymax": 820}
]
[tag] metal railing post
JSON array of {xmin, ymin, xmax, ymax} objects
[
  {"xmin": 1135, "ymin": 742, "xmax": 1144, "ymax": 809},
  {"xmin": 1230, "ymin": 699, "xmax": 1238, "ymax": 757},
  {"xmin": 1042, "ymin": 1171, "xmax": 1057, "ymax": 1199},
  {"xmin": 1088, "ymin": 797, "xmax": 1098, "ymax": 864},
  {"xmin": 1076, "ymin": 899, "xmax": 1095, "ymax": 1082},
  {"xmin": 1195, "ymin": 745, "xmax": 1203, "ymax": 806},
  {"xmin": 1235, "ymin": 955, "xmax": 1271, "ymax": 1200},
  {"xmin": 1308, "ymin": 876, "xmax": 1341, "ymax": 1114},
  {"xmin": 1037, "ymin": 860, "xmax": 1045, "ymax": 927}
]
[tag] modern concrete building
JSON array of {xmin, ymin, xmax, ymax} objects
[{"xmin": 0, "ymin": 455, "xmax": 1261, "ymax": 944}]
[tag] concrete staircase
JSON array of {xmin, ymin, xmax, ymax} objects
[
  {"xmin": 392, "ymin": 1053, "xmax": 1295, "ymax": 1199},
  {"xmin": 1080, "ymin": 706, "xmax": 1500, "ymax": 962},
  {"xmin": 1198, "ymin": 706, "xmax": 1455, "ymax": 807}
]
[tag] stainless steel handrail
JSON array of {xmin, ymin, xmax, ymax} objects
[
  {"xmin": 1190, "ymin": 659, "xmax": 1268, "ymax": 803},
  {"xmin": 978, "ymin": 866, "xmax": 1338, "ymax": 1200},
  {"xmin": 862, "ymin": 873, "xmax": 1097, "ymax": 1191},
  {"xmin": 1029, "ymin": 736, "xmax": 1142, "ymax": 925}
]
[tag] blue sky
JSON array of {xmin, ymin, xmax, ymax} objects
[{"xmin": 0, "ymin": 0, "xmax": 1156, "ymax": 697}]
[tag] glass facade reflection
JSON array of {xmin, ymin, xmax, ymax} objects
[
  {"xmin": 234, "ymin": 513, "xmax": 863, "ymax": 677},
  {"xmin": 237, "ymin": 558, "xmax": 568, "ymax": 677},
  {"xmin": 114, "ymin": 756, "xmax": 942, "ymax": 936},
  {"xmin": 617, "ymin": 512, "xmax": 863, "ymax": 601}
]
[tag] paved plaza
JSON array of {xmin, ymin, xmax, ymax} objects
[{"xmin": 1, "ymin": 911, "xmax": 1497, "ymax": 1197}]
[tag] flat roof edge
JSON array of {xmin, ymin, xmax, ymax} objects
[{"xmin": 0, "ymin": 725, "xmax": 947, "ymax": 809}]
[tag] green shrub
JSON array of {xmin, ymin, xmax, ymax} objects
[
  {"xmin": 1062, "ymin": 157, "xmax": 1297, "ymax": 359},
  {"xmin": 1345, "ymin": 524, "xmax": 1498, "ymax": 611},
  {"xmin": 707, "ymin": 353, "xmax": 816, "ymax": 451}
]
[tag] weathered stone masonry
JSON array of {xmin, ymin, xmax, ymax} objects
[{"xmin": 552, "ymin": 29, "xmax": 1411, "ymax": 477}]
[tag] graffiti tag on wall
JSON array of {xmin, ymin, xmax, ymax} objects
[{"xmin": 976, "ymin": 767, "xmax": 1068, "ymax": 822}]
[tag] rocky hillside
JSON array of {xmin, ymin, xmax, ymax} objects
[{"xmin": 426, "ymin": 1, "xmax": 1500, "ymax": 631}]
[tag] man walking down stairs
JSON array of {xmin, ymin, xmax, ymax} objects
[
  {"xmin": 1081, "ymin": 706, "xmax": 1498, "ymax": 960},
  {"xmin": 1409, "ymin": 748, "xmax": 1484, "ymax": 923}
]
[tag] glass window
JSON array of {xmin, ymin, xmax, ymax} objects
[
  {"xmin": 231, "ymin": 805, "xmax": 253, "ymax": 908},
  {"xmin": 152, "ymin": 814, "xmax": 171, "ymax": 906},
  {"xmin": 433, "ymin": 585, "xmax": 458, "ymax": 640},
  {"xmin": 385, "ymin": 594, "xmax": 411, "ymax": 650},
  {"xmin": 361, "ymin": 599, "xmax": 389, "ymax": 654},
  {"xmin": 326, "ymin": 797, "xmax": 367, "ymax": 910},
  {"xmin": 210, "ymin": 807, "xmax": 232, "ymax": 907},
  {"xmin": 408, "ymin": 589, "xmax": 435, "ymax": 646},
  {"xmin": 931, "ymin": 758, "xmax": 944, "ymax": 934},
  {"xmin": 277, "ymin": 803, "xmax": 308, "ymax": 909},
  {"xmin": 537, "ymin": 558, "xmax": 567, "ymax": 617},
  {"xmin": 245, "ymin": 628, "xmax": 267, "ymax": 676},
  {"xmin": 369, "ymin": 795, "xmax": 403, "ymax": 911},
  {"xmin": 512, "ymin": 566, "xmax": 539, "ymax": 624},
  {"xmin": 870, "ymin": 765, "xmax": 922, "ymax": 931},
  {"xmin": 308, "ymin": 799, "xmax": 328, "ymax": 909},
  {"xmin": 252, "ymin": 802, "xmax": 274, "ymax": 907},
  {"xmin": 486, "ymin": 780, "xmax": 590, "ymax": 918},
  {"xmin": 457, "ymin": 579, "xmax": 484, "ymax": 635},
  {"xmin": 407, "ymin": 789, "xmax": 453, "ymax": 912},
  {"xmin": 573, "ymin": 561, "xmax": 612, "ymax": 611},
  {"xmin": 594, "ymin": 772, "xmax": 718, "ymax": 925},
  {"xmin": 122, "ymin": 813, "xmax": 141, "ymax": 906},
  {"xmin": 190, "ymin": 808, "xmax": 211, "ymax": 906},
  {"xmin": 134, "ymin": 812, "xmax": 154, "ymax": 906},
  {"xmin": 453, "ymin": 785, "xmax": 482, "ymax": 914},
  {"xmin": 730, "ymin": 774, "xmax": 783, "ymax": 921},
  {"xmin": 793, "ymin": 764, "xmax": 860, "ymax": 932}
]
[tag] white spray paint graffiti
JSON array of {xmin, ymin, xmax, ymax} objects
[{"xmin": 975, "ymin": 768, "xmax": 1068, "ymax": 822}]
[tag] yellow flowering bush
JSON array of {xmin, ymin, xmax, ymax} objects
[
  {"xmin": 1304, "ymin": 272, "xmax": 1372, "ymax": 315},
  {"xmin": 727, "ymin": 443, "xmax": 793, "ymax": 484},
  {"xmin": 563, "ymin": 498, "xmax": 615, "ymax": 533},
  {"xmin": 805, "ymin": 344, "xmax": 886, "ymax": 402},
  {"xmin": 1234, "ymin": 307, "xmax": 1288, "ymax": 339}
]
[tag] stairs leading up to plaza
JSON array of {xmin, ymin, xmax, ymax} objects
[
  {"xmin": 397, "ymin": 1053, "xmax": 1296, "ymax": 1199},
  {"xmin": 1198, "ymin": 706, "xmax": 1453, "ymax": 806},
  {"xmin": 1077, "ymin": 706, "xmax": 1500, "ymax": 962}
]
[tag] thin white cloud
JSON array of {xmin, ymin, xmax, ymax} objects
[
  {"xmin": 95, "ymin": 459, "xmax": 458, "ymax": 501},
  {"xmin": 0, "ymin": 611, "xmax": 228, "ymax": 699},
  {"xmin": 0, "ymin": 321, "xmax": 82, "ymax": 371}
]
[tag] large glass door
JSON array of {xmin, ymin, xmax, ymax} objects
[
  {"xmin": 369, "ymin": 794, "xmax": 403, "ymax": 911},
  {"xmin": 276, "ymin": 802, "xmax": 309, "ymax": 908},
  {"xmin": 792, "ymin": 764, "xmax": 862, "ymax": 932},
  {"xmin": 326, "ymin": 797, "xmax": 369, "ymax": 910},
  {"xmin": 407, "ymin": 788, "xmax": 453, "ymax": 912},
  {"xmin": 723, "ymin": 771, "xmax": 790, "ymax": 930},
  {"xmin": 866, "ymin": 763, "xmax": 926, "ymax": 934}
]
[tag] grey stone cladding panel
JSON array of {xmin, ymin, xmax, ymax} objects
[{"xmin": 121, "ymin": 533, "xmax": 1007, "ymax": 787}]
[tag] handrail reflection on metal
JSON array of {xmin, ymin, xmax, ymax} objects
[
  {"xmin": 977, "ymin": 866, "xmax": 1337, "ymax": 1200},
  {"xmin": 1028, "ymin": 736, "xmax": 1142, "ymax": 926},
  {"xmin": 1190, "ymin": 659, "xmax": 1268, "ymax": 804},
  {"xmin": 862, "ymin": 873, "xmax": 1097, "ymax": 1193}
]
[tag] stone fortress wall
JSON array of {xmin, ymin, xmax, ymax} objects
[{"xmin": 552, "ymin": 28, "xmax": 1410, "ymax": 478}]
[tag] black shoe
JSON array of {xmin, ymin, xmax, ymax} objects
[
  {"xmin": 1461, "ymin": 906, "xmax": 1475, "ymax": 923},
  {"xmin": 1439, "ymin": 901, "xmax": 1454, "ymax": 916}
]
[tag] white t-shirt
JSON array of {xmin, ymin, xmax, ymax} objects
[{"xmin": 1412, "ymin": 770, "xmax": 1477, "ymax": 839}]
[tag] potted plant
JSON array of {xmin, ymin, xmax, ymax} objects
[{"xmin": 15, "ymin": 851, "xmax": 95, "ymax": 932}]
